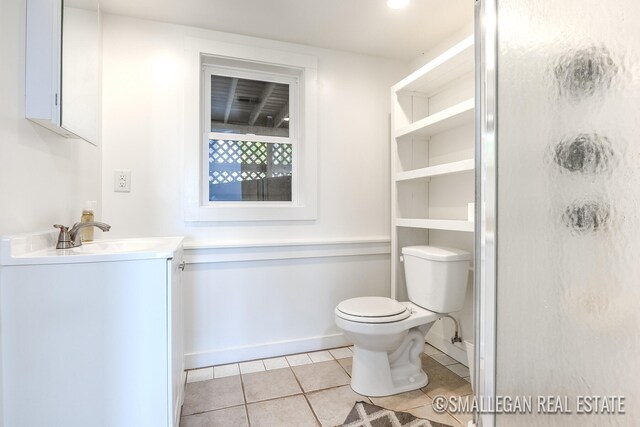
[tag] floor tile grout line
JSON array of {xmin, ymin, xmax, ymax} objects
[
  {"xmin": 286, "ymin": 353, "xmax": 314, "ymax": 367},
  {"xmin": 424, "ymin": 354, "xmax": 470, "ymax": 380},
  {"xmin": 242, "ymin": 366, "xmax": 318, "ymax": 406},
  {"xmin": 238, "ymin": 369, "xmax": 252, "ymax": 427},
  {"xmin": 237, "ymin": 362, "xmax": 355, "ymax": 396},
  {"xmin": 185, "ymin": 351, "xmax": 470, "ymax": 405},
  {"xmin": 449, "ymin": 409, "xmax": 471, "ymax": 426},
  {"xmin": 241, "ymin": 366, "xmax": 359, "ymax": 405},
  {"xmin": 185, "ymin": 350, "xmax": 469, "ymax": 385},
  {"xmin": 243, "ymin": 391, "xmax": 323, "ymax": 426},
  {"xmin": 290, "ymin": 364, "xmax": 306, "ymax": 392},
  {"xmin": 238, "ymin": 370, "xmax": 248, "ymax": 405},
  {"xmin": 302, "ymin": 393, "xmax": 323, "ymax": 426},
  {"xmin": 185, "ymin": 346, "xmax": 354, "ymax": 373},
  {"xmin": 248, "ymin": 383, "xmax": 350, "ymax": 402},
  {"xmin": 181, "ymin": 402, "xmax": 246, "ymax": 418},
  {"xmin": 182, "ymin": 356, "xmax": 470, "ymax": 425},
  {"xmin": 289, "ymin": 364, "xmax": 323, "ymax": 426},
  {"xmin": 263, "ymin": 356, "xmax": 292, "ymax": 371},
  {"xmin": 335, "ymin": 357, "xmax": 352, "ymax": 378},
  {"xmin": 245, "ymin": 390, "xmax": 306, "ymax": 406},
  {"xmin": 186, "ymin": 387, "xmax": 440, "ymax": 427},
  {"xmin": 244, "ymin": 402, "xmax": 251, "ymax": 427}
]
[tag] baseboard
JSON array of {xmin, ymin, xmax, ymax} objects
[
  {"xmin": 186, "ymin": 330, "xmax": 470, "ymax": 370},
  {"xmin": 184, "ymin": 333, "xmax": 351, "ymax": 369},
  {"xmin": 427, "ymin": 330, "xmax": 469, "ymax": 366}
]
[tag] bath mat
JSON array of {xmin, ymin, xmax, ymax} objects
[{"xmin": 337, "ymin": 401, "xmax": 453, "ymax": 427}]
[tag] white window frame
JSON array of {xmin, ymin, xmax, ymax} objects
[
  {"xmin": 202, "ymin": 65, "xmax": 298, "ymax": 206},
  {"xmin": 184, "ymin": 37, "xmax": 317, "ymax": 222}
]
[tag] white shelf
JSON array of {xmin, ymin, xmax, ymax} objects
[
  {"xmin": 391, "ymin": 35, "xmax": 476, "ymax": 301},
  {"xmin": 395, "ymin": 98, "xmax": 474, "ymax": 140},
  {"xmin": 395, "ymin": 159, "xmax": 474, "ymax": 182},
  {"xmin": 395, "ymin": 218, "xmax": 474, "ymax": 232},
  {"xmin": 392, "ymin": 35, "xmax": 474, "ymax": 96}
]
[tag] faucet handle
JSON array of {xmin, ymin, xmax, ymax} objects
[{"xmin": 53, "ymin": 224, "xmax": 73, "ymax": 249}]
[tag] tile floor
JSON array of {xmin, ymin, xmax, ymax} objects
[{"xmin": 180, "ymin": 344, "xmax": 472, "ymax": 427}]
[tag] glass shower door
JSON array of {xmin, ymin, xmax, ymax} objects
[{"xmin": 478, "ymin": 0, "xmax": 640, "ymax": 425}]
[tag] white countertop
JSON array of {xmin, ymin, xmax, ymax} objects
[{"xmin": 0, "ymin": 230, "xmax": 184, "ymax": 266}]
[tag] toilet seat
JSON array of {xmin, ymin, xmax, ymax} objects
[{"xmin": 336, "ymin": 297, "xmax": 411, "ymax": 323}]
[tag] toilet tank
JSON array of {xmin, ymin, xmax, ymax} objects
[{"xmin": 401, "ymin": 246, "xmax": 471, "ymax": 313}]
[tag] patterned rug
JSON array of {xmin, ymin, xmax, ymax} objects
[{"xmin": 337, "ymin": 401, "xmax": 453, "ymax": 427}]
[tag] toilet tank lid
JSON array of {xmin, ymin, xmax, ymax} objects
[{"xmin": 402, "ymin": 246, "xmax": 471, "ymax": 261}]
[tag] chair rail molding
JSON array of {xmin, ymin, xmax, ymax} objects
[{"xmin": 183, "ymin": 237, "xmax": 391, "ymax": 264}]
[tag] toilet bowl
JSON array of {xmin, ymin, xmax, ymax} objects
[
  {"xmin": 335, "ymin": 297, "xmax": 439, "ymax": 396},
  {"xmin": 334, "ymin": 246, "xmax": 470, "ymax": 397}
]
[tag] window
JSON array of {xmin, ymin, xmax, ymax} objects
[
  {"xmin": 203, "ymin": 66, "xmax": 295, "ymax": 202},
  {"xmin": 184, "ymin": 38, "xmax": 317, "ymax": 222}
]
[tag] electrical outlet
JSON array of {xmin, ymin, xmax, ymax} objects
[{"xmin": 114, "ymin": 170, "xmax": 131, "ymax": 192}]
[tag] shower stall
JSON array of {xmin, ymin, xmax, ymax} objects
[{"xmin": 475, "ymin": 0, "xmax": 640, "ymax": 425}]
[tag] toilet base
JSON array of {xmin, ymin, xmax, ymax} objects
[{"xmin": 349, "ymin": 327, "xmax": 429, "ymax": 397}]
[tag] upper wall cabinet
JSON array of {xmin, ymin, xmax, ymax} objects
[{"xmin": 25, "ymin": 0, "xmax": 101, "ymax": 145}]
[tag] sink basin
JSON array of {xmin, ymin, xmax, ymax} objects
[{"xmin": 71, "ymin": 239, "xmax": 167, "ymax": 254}]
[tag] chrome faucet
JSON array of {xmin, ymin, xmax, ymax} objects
[{"xmin": 53, "ymin": 222, "xmax": 111, "ymax": 249}]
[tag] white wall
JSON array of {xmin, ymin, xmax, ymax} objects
[
  {"xmin": 100, "ymin": 14, "xmax": 406, "ymax": 366},
  {"xmin": 410, "ymin": 20, "xmax": 474, "ymax": 71},
  {"xmin": 101, "ymin": 14, "xmax": 404, "ymax": 242},
  {"xmin": 183, "ymin": 252, "xmax": 390, "ymax": 367},
  {"xmin": 0, "ymin": 0, "xmax": 102, "ymax": 238},
  {"xmin": 0, "ymin": 0, "xmax": 102, "ymax": 423}
]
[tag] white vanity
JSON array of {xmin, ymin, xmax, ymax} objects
[{"xmin": 0, "ymin": 232, "xmax": 185, "ymax": 427}]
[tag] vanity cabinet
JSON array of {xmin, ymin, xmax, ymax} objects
[
  {"xmin": 0, "ymin": 239, "xmax": 185, "ymax": 427},
  {"xmin": 25, "ymin": 0, "xmax": 101, "ymax": 144}
]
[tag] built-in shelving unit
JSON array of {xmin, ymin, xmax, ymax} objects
[
  {"xmin": 395, "ymin": 159, "xmax": 474, "ymax": 182},
  {"xmin": 391, "ymin": 35, "xmax": 476, "ymax": 301},
  {"xmin": 393, "ymin": 35, "xmax": 474, "ymax": 96},
  {"xmin": 395, "ymin": 219, "xmax": 474, "ymax": 232},
  {"xmin": 395, "ymin": 99, "xmax": 474, "ymax": 140}
]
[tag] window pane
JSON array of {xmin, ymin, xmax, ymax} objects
[
  {"xmin": 208, "ymin": 139, "xmax": 292, "ymax": 202},
  {"xmin": 210, "ymin": 75, "xmax": 289, "ymax": 138}
]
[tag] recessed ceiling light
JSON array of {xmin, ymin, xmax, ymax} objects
[{"xmin": 387, "ymin": 0, "xmax": 410, "ymax": 9}]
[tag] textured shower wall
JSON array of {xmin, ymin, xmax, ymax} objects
[{"xmin": 496, "ymin": 0, "xmax": 640, "ymax": 425}]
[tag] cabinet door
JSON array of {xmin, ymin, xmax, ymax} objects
[
  {"xmin": 1, "ymin": 260, "xmax": 168, "ymax": 427},
  {"xmin": 25, "ymin": 0, "xmax": 100, "ymax": 144}
]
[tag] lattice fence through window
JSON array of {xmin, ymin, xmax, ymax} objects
[{"xmin": 209, "ymin": 139, "xmax": 293, "ymax": 184}]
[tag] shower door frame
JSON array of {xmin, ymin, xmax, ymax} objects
[{"xmin": 474, "ymin": 0, "xmax": 498, "ymax": 426}]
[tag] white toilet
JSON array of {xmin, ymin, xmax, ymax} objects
[{"xmin": 334, "ymin": 245, "xmax": 470, "ymax": 397}]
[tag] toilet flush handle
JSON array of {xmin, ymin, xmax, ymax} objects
[{"xmin": 399, "ymin": 255, "xmax": 404, "ymax": 263}]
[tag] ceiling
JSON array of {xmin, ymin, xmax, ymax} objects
[
  {"xmin": 99, "ymin": 0, "xmax": 474, "ymax": 60},
  {"xmin": 210, "ymin": 75, "xmax": 290, "ymax": 134}
]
